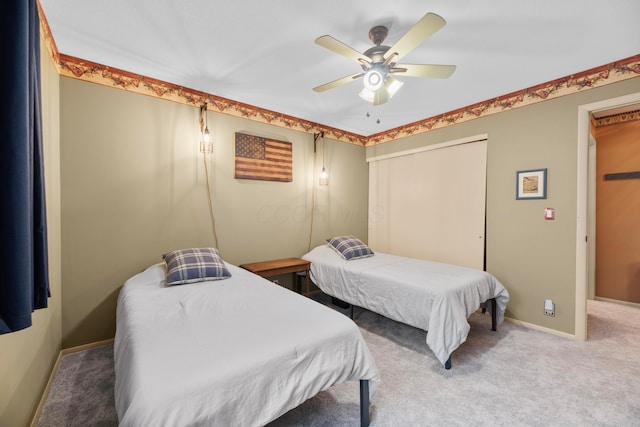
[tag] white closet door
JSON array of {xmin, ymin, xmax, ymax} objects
[{"xmin": 368, "ymin": 139, "xmax": 487, "ymax": 269}]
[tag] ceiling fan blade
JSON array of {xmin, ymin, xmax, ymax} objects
[
  {"xmin": 315, "ymin": 35, "xmax": 372, "ymax": 65},
  {"xmin": 385, "ymin": 13, "xmax": 446, "ymax": 64},
  {"xmin": 313, "ymin": 72, "xmax": 363, "ymax": 92},
  {"xmin": 391, "ymin": 63, "xmax": 456, "ymax": 78}
]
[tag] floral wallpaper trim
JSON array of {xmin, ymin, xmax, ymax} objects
[
  {"xmin": 593, "ymin": 109, "xmax": 640, "ymax": 127},
  {"xmin": 366, "ymin": 55, "xmax": 640, "ymax": 145},
  {"xmin": 38, "ymin": 5, "xmax": 638, "ymax": 147},
  {"xmin": 55, "ymin": 52, "xmax": 367, "ymax": 146},
  {"xmin": 38, "ymin": 1, "xmax": 60, "ymax": 70}
]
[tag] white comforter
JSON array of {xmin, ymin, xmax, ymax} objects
[
  {"xmin": 303, "ymin": 245, "xmax": 510, "ymax": 366},
  {"xmin": 114, "ymin": 262, "xmax": 379, "ymax": 427}
]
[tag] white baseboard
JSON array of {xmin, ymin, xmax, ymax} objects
[
  {"xmin": 61, "ymin": 338, "xmax": 114, "ymax": 356},
  {"xmin": 504, "ymin": 317, "xmax": 577, "ymax": 340}
]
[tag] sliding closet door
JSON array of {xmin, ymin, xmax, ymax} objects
[{"xmin": 368, "ymin": 139, "xmax": 487, "ymax": 269}]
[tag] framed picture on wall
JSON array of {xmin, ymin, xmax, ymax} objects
[{"xmin": 516, "ymin": 168, "xmax": 547, "ymax": 200}]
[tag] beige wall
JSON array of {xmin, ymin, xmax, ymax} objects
[
  {"xmin": 366, "ymin": 78, "xmax": 640, "ymax": 335},
  {"xmin": 59, "ymin": 78, "xmax": 369, "ymax": 347},
  {"xmin": 0, "ymin": 44, "xmax": 62, "ymax": 427}
]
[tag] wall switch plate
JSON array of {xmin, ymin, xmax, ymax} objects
[
  {"xmin": 544, "ymin": 299, "xmax": 555, "ymax": 316},
  {"xmin": 544, "ymin": 208, "xmax": 555, "ymax": 220}
]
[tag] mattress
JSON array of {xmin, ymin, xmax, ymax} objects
[
  {"xmin": 303, "ymin": 245, "xmax": 510, "ymax": 366},
  {"xmin": 114, "ymin": 262, "xmax": 379, "ymax": 426}
]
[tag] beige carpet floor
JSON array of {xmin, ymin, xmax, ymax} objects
[{"xmin": 37, "ymin": 299, "xmax": 640, "ymax": 426}]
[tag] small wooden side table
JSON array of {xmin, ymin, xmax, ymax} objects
[{"xmin": 239, "ymin": 257, "xmax": 311, "ymax": 296}]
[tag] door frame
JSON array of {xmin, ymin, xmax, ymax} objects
[{"xmin": 575, "ymin": 91, "xmax": 640, "ymax": 341}]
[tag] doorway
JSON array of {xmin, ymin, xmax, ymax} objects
[
  {"xmin": 576, "ymin": 92, "xmax": 640, "ymax": 341},
  {"xmin": 592, "ymin": 109, "xmax": 640, "ymax": 304}
]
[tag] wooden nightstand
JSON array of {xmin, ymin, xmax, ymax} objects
[{"xmin": 239, "ymin": 257, "xmax": 311, "ymax": 296}]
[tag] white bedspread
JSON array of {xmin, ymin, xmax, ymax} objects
[
  {"xmin": 114, "ymin": 262, "xmax": 379, "ymax": 427},
  {"xmin": 303, "ymin": 245, "xmax": 510, "ymax": 366}
]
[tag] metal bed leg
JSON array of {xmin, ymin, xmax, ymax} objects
[
  {"xmin": 481, "ymin": 298, "xmax": 498, "ymax": 331},
  {"xmin": 444, "ymin": 298, "xmax": 497, "ymax": 371},
  {"xmin": 360, "ymin": 380, "xmax": 370, "ymax": 427},
  {"xmin": 331, "ymin": 297, "xmax": 354, "ymax": 319},
  {"xmin": 490, "ymin": 298, "xmax": 497, "ymax": 331}
]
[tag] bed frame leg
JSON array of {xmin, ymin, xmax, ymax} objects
[
  {"xmin": 444, "ymin": 356, "xmax": 451, "ymax": 370},
  {"xmin": 331, "ymin": 297, "xmax": 354, "ymax": 319},
  {"xmin": 490, "ymin": 298, "xmax": 497, "ymax": 331},
  {"xmin": 360, "ymin": 380, "xmax": 370, "ymax": 427}
]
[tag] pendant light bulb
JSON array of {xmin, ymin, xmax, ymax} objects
[{"xmin": 319, "ymin": 166, "xmax": 328, "ymax": 186}]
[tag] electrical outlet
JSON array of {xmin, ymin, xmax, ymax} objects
[{"xmin": 544, "ymin": 299, "xmax": 555, "ymax": 317}]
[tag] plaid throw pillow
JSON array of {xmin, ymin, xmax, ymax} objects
[
  {"xmin": 326, "ymin": 236, "xmax": 374, "ymax": 260},
  {"xmin": 163, "ymin": 248, "xmax": 231, "ymax": 285}
]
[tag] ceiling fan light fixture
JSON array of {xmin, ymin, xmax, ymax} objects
[
  {"xmin": 359, "ymin": 87, "xmax": 376, "ymax": 103},
  {"xmin": 385, "ymin": 77, "xmax": 404, "ymax": 98},
  {"xmin": 359, "ymin": 76, "xmax": 403, "ymax": 105},
  {"xmin": 314, "ymin": 12, "xmax": 456, "ymax": 108},
  {"xmin": 363, "ymin": 68, "xmax": 384, "ymax": 91},
  {"xmin": 373, "ymin": 87, "xmax": 389, "ymax": 106}
]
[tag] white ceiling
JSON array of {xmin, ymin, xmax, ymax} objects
[{"xmin": 39, "ymin": 0, "xmax": 640, "ymax": 136}]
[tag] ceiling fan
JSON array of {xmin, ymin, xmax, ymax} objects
[{"xmin": 313, "ymin": 12, "xmax": 456, "ymax": 106}]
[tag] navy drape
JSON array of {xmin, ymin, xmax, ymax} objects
[{"xmin": 0, "ymin": 0, "xmax": 50, "ymax": 334}]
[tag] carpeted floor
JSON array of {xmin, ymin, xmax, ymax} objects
[
  {"xmin": 36, "ymin": 344, "xmax": 116, "ymax": 426},
  {"xmin": 37, "ymin": 299, "xmax": 640, "ymax": 426}
]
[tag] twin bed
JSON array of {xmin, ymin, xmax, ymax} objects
[
  {"xmin": 114, "ymin": 249, "xmax": 379, "ymax": 426},
  {"xmin": 302, "ymin": 237, "xmax": 510, "ymax": 369},
  {"xmin": 115, "ymin": 238, "xmax": 509, "ymax": 425}
]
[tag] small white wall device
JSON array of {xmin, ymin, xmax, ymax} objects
[{"xmin": 544, "ymin": 299, "xmax": 555, "ymax": 317}]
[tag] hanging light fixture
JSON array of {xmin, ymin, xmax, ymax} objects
[
  {"xmin": 314, "ymin": 132, "xmax": 328, "ymax": 186},
  {"xmin": 359, "ymin": 71, "xmax": 404, "ymax": 106},
  {"xmin": 319, "ymin": 165, "xmax": 328, "ymax": 186},
  {"xmin": 385, "ymin": 76, "xmax": 404, "ymax": 98},
  {"xmin": 363, "ymin": 68, "xmax": 384, "ymax": 92},
  {"xmin": 199, "ymin": 103, "xmax": 213, "ymax": 154},
  {"xmin": 319, "ymin": 132, "xmax": 328, "ymax": 186}
]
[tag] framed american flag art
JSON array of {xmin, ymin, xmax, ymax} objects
[{"xmin": 234, "ymin": 132, "xmax": 293, "ymax": 182}]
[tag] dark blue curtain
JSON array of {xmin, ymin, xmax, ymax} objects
[{"xmin": 0, "ymin": 0, "xmax": 50, "ymax": 334}]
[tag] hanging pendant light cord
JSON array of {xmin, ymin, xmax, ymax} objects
[
  {"xmin": 308, "ymin": 135, "xmax": 320, "ymax": 252},
  {"xmin": 199, "ymin": 104, "xmax": 219, "ymax": 249},
  {"xmin": 203, "ymin": 152, "xmax": 219, "ymax": 249},
  {"xmin": 322, "ymin": 136, "xmax": 325, "ymax": 169}
]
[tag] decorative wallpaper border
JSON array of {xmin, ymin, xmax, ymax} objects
[
  {"xmin": 53, "ymin": 51, "xmax": 368, "ymax": 146},
  {"xmin": 38, "ymin": 3, "xmax": 639, "ymax": 147},
  {"xmin": 368, "ymin": 55, "xmax": 640, "ymax": 145},
  {"xmin": 593, "ymin": 108, "xmax": 640, "ymax": 127}
]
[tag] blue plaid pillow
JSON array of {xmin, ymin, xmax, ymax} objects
[
  {"xmin": 163, "ymin": 248, "xmax": 231, "ymax": 285},
  {"xmin": 326, "ymin": 236, "xmax": 374, "ymax": 260}
]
